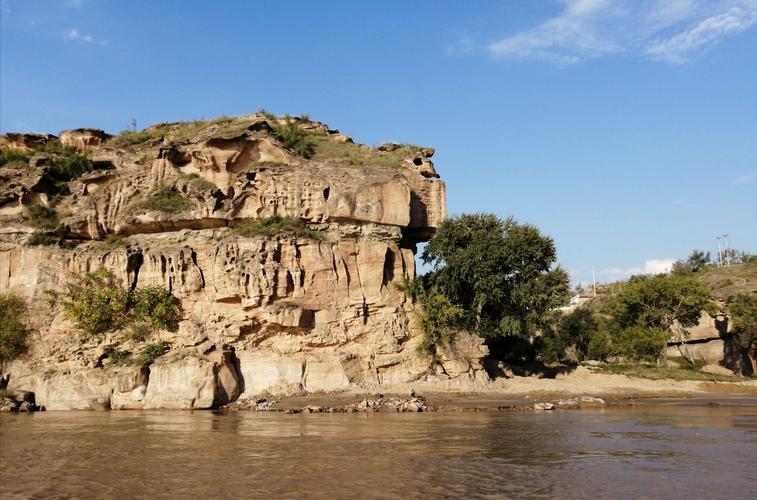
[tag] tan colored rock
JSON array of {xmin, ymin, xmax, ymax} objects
[
  {"xmin": 0, "ymin": 133, "xmax": 56, "ymax": 150},
  {"xmin": 143, "ymin": 357, "xmax": 217, "ymax": 409},
  {"xmin": 59, "ymin": 128, "xmax": 111, "ymax": 153},
  {"xmin": 236, "ymin": 352, "xmax": 304, "ymax": 398},
  {"xmin": 35, "ymin": 371, "xmax": 113, "ymax": 410},
  {"xmin": 303, "ymin": 360, "xmax": 350, "ymax": 392}
]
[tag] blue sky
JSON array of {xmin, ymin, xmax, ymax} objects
[{"xmin": 1, "ymin": 0, "xmax": 756, "ymax": 285}]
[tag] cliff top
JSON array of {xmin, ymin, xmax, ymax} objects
[{"xmin": 0, "ymin": 112, "xmax": 446, "ymax": 246}]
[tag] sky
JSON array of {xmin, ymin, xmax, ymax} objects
[{"xmin": 1, "ymin": 0, "xmax": 756, "ymax": 286}]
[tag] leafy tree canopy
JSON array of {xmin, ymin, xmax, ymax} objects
[{"xmin": 421, "ymin": 213, "xmax": 570, "ymax": 343}]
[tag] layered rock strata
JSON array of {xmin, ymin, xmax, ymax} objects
[{"xmin": 0, "ymin": 113, "xmax": 488, "ymax": 410}]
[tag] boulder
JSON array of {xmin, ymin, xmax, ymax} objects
[
  {"xmin": 236, "ymin": 352, "xmax": 304, "ymax": 398},
  {"xmin": 303, "ymin": 360, "xmax": 350, "ymax": 393},
  {"xmin": 36, "ymin": 371, "xmax": 113, "ymax": 410},
  {"xmin": 143, "ymin": 357, "xmax": 217, "ymax": 409}
]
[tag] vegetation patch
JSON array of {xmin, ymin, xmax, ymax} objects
[
  {"xmin": 595, "ymin": 362, "xmax": 745, "ymax": 382},
  {"xmin": 132, "ymin": 185, "xmax": 192, "ymax": 213},
  {"xmin": 137, "ymin": 341, "xmax": 170, "ymax": 365},
  {"xmin": 183, "ymin": 173, "xmax": 216, "ymax": 190},
  {"xmin": 50, "ymin": 269, "xmax": 182, "ymax": 336},
  {"xmin": 24, "ymin": 203, "xmax": 59, "ymax": 229},
  {"xmin": 271, "ymin": 120, "xmax": 313, "ymax": 158},
  {"xmin": 0, "ymin": 293, "xmax": 29, "ymax": 366},
  {"xmin": 230, "ymin": 216, "xmax": 323, "ymax": 240},
  {"xmin": 308, "ymin": 133, "xmax": 419, "ymax": 168}
]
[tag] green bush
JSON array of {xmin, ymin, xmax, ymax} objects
[
  {"xmin": 138, "ymin": 341, "xmax": 170, "ymax": 365},
  {"xmin": 133, "ymin": 186, "xmax": 192, "ymax": 213},
  {"xmin": 28, "ymin": 230, "xmax": 65, "ymax": 246},
  {"xmin": 55, "ymin": 269, "xmax": 183, "ymax": 336},
  {"xmin": 133, "ymin": 287, "xmax": 182, "ymax": 331},
  {"xmin": 106, "ymin": 347, "xmax": 131, "ymax": 365},
  {"xmin": 0, "ymin": 293, "xmax": 29, "ymax": 366},
  {"xmin": 230, "ymin": 216, "xmax": 322, "ymax": 240},
  {"xmin": 613, "ymin": 326, "xmax": 667, "ymax": 361},
  {"xmin": 124, "ymin": 321, "xmax": 151, "ymax": 342},
  {"xmin": 728, "ymin": 293, "xmax": 757, "ymax": 350},
  {"xmin": 587, "ymin": 329, "xmax": 613, "ymax": 361},
  {"xmin": 0, "ymin": 148, "xmax": 31, "ymax": 166},
  {"xmin": 57, "ymin": 269, "xmax": 131, "ymax": 335},
  {"xmin": 272, "ymin": 121, "xmax": 313, "ymax": 158},
  {"xmin": 416, "ymin": 289, "xmax": 464, "ymax": 355},
  {"xmin": 24, "ymin": 204, "xmax": 58, "ymax": 229}
]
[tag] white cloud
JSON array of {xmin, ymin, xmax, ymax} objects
[
  {"xmin": 487, "ymin": 0, "xmax": 757, "ymax": 64},
  {"xmin": 600, "ymin": 258, "xmax": 676, "ymax": 281},
  {"xmin": 65, "ymin": 28, "xmax": 93, "ymax": 42},
  {"xmin": 733, "ymin": 171, "xmax": 757, "ymax": 184},
  {"xmin": 65, "ymin": 28, "xmax": 107, "ymax": 45}
]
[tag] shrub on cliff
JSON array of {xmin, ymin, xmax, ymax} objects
[
  {"xmin": 54, "ymin": 269, "xmax": 182, "ymax": 336},
  {"xmin": 414, "ymin": 288, "xmax": 464, "ymax": 355},
  {"xmin": 272, "ymin": 121, "xmax": 313, "ymax": 158},
  {"xmin": 230, "ymin": 216, "xmax": 323, "ymax": 240},
  {"xmin": 0, "ymin": 293, "xmax": 29, "ymax": 366},
  {"xmin": 420, "ymin": 213, "xmax": 570, "ymax": 357},
  {"xmin": 133, "ymin": 185, "xmax": 192, "ymax": 213},
  {"xmin": 24, "ymin": 204, "xmax": 59, "ymax": 229},
  {"xmin": 57, "ymin": 269, "xmax": 132, "ymax": 335},
  {"xmin": 138, "ymin": 341, "xmax": 170, "ymax": 365}
]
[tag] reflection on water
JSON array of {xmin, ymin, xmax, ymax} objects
[{"xmin": 1, "ymin": 405, "xmax": 756, "ymax": 499}]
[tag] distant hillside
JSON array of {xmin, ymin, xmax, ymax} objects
[{"xmin": 695, "ymin": 262, "xmax": 757, "ymax": 300}]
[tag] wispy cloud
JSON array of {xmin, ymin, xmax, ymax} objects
[
  {"xmin": 486, "ymin": 0, "xmax": 757, "ymax": 65},
  {"xmin": 733, "ymin": 171, "xmax": 757, "ymax": 184},
  {"xmin": 63, "ymin": 0, "xmax": 86, "ymax": 8},
  {"xmin": 600, "ymin": 258, "xmax": 676, "ymax": 281},
  {"xmin": 65, "ymin": 28, "xmax": 107, "ymax": 45}
]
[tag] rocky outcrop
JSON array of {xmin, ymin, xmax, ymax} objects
[
  {"xmin": 0, "ymin": 113, "xmax": 487, "ymax": 409},
  {"xmin": 59, "ymin": 128, "xmax": 112, "ymax": 153}
]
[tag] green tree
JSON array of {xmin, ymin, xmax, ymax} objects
[
  {"xmin": 0, "ymin": 293, "xmax": 29, "ymax": 367},
  {"xmin": 728, "ymin": 293, "xmax": 757, "ymax": 350},
  {"xmin": 421, "ymin": 213, "xmax": 570, "ymax": 350},
  {"xmin": 610, "ymin": 274, "xmax": 712, "ymax": 333}
]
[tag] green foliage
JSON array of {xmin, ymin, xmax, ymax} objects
[
  {"xmin": 596, "ymin": 362, "xmax": 740, "ymax": 382},
  {"xmin": 58, "ymin": 269, "xmax": 131, "ymax": 335},
  {"xmin": 587, "ymin": 329, "xmax": 613, "ymax": 361},
  {"xmin": 613, "ymin": 326, "xmax": 668, "ymax": 361},
  {"xmin": 0, "ymin": 293, "xmax": 29, "ymax": 365},
  {"xmin": 137, "ymin": 341, "xmax": 170, "ymax": 365},
  {"xmin": 132, "ymin": 287, "xmax": 182, "ymax": 331},
  {"xmin": 416, "ymin": 289, "xmax": 464, "ymax": 355},
  {"xmin": 609, "ymin": 274, "xmax": 713, "ymax": 334},
  {"xmin": 105, "ymin": 347, "xmax": 131, "ymax": 365},
  {"xmin": 27, "ymin": 230, "xmax": 65, "ymax": 246},
  {"xmin": 230, "ymin": 216, "xmax": 322, "ymax": 239},
  {"xmin": 728, "ymin": 292, "xmax": 757, "ymax": 349},
  {"xmin": 95, "ymin": 234, "xmax": 128, "ymax": 249},
  {"xmin": 124, "ymin": 321, "xmax": 151, "ymax": 342},
  {"xmin": 272, "ymin": 121, "xmax": 313, "ymax": 158},
  {"xmin": 109, "ymin": 130, "xmax": 160, "ymax": 147},
  {"xmin": 540, "ymin": 308, "xmax": 602, "ymax": 363},
  {"xmin": 55, "ymin": 269, "xmax": 182, "ymax": 336},
  {"xmin": 24, "ymin": 204, "xmax": 59, "ymax": 229},
  {"xmin": 183, "ymin": 173, "xmax": 216, "ymax": 190},
  {"xmin": 0, "ymin": 148, "xmax": 31, "ymax": 166},
  {"xmin": 422, "ymin": 213, "xmax": 570, "ymax": 346},
  {"xmin": 308, "ymin": 133, "xmax": 418, "ymax": 168},
  {"xmin": 133, "ymin": 185, "xmax": 192, "ymax": 213}
]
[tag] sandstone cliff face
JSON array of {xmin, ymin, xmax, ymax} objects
[{"xmin": 0, "ymin": 113, "xmax": 487, "ymax": 410}]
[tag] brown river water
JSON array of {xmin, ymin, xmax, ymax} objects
[{"xmin": 1, "ymin": 401, "xmax": 756, "ymax": 499}]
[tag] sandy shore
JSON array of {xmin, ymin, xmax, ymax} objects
[{"xmin": 238, "ymin": 366, "xmax": 757, "ymax": 412}]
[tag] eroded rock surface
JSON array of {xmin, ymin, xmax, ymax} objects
[{"xmin": 0, "ymin": 113, "xmax": 486, "ymax": 409}]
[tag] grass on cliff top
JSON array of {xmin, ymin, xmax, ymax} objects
[
  {"xmin": 108, "ymin": 115, "xmax": 245, "ymax": 148},
  {"xmin": 131, "ymin": 185, "xmax": 193, "ymax": 214},
  {"xmin": 230, "ymin": 216, "xmax": 323, "ymax": 240},
  {"xmin": 307, "ymin": 133, "xmax": 419, "ymax": 168},
  {"xmin": 595, "ymin": 360, "xmax": 749, "ymax": 382}
]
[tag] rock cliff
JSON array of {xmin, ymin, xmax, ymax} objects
[{"xmin": 0, "ymin": 113, "xmax": 488, "ymax": 410}]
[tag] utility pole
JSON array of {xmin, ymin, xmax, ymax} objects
[
  {"xmin": 723, "ymin": 234, "xmax": 731, "ymax": 266},
  {"xmin": 715, "ymin": 235, "xmax": 724, "ymax": 267}
]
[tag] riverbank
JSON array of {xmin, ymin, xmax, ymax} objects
[{"xmin": 222, "ymin": 366, "xmax": 757, "ymax": 413}]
